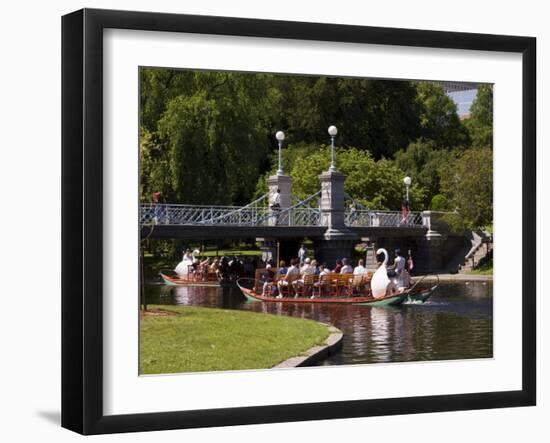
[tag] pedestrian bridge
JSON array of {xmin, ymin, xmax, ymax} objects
[
  {"xmin": 139, "ymin": 190, "xmax": 428, "ymax": 240},
  {"xmin": 140, "ymin": 204, "xmax": 423, "ymax": 228}
]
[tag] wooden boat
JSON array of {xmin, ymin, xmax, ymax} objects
[
  {"xmin": 236, "ymin": 278, "xmax": 407, "ymax": 306},
  {"xmin": 236, "ymin": 265, "xmax": 439, "ymax": 306},
  {"xmin": 159, "ymin": 269, "xmax": 228, "ymax": 287}
]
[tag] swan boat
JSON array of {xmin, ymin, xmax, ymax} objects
[
  {"xmin": 236, "ymin": 248, "xmax": 438, "ymax": 306},
  {"xmin": 236, "ymin": 280, "xmax": 437, "ymax": 306},
  {"xmin": 236, "ymin": 279, "xmax": 407, "ymax": 306},
  {"xmin": 161, "ymin": 249, "xmax": 229, "ymax": 287},
  {"xmin": 159, "ymin": 269, "xmax": 226, "ymax": 287}
]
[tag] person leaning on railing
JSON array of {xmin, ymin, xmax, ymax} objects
[{"xmin": 270, "ymin": 188, "xmax": 281, "ymax": 225}]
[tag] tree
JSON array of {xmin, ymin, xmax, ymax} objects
[
  {"xmin": 393, "ymin": 139, "xmax": 457, "ymax": 207},
  {"xmin": 415, "ymin": 82, "xmax": 470, "ymax": 148},
  {"xmin": 465, "ymin": 84, "xmax": 493, "ymax": 148},
  {"xmin": 439, "ymin": 147, "xmax": 493, "ymax": 228},
  {"xmin": 139, "ymin": 127, "xmax": 173, "ymax": 202},
  {"xmin": 271, "ymin": 77, "xmax": 423, "ymax": 159},
  {"xmin": 141, "ymin": 69, "xmax": 281, "ymax": 205},
  {"xmin": 262, "ymin": 145, "xmax": 425, "ymax": 210}
]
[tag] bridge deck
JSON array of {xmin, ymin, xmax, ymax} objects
[{"xmin": 141, "ymin": 224, "xmax": 426, "ymax": 240}]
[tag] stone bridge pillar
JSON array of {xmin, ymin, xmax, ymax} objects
[
  {"xmin": 257, "ymin": 174, "xmax": 293, "ymax": 264},
  {"xmin": 314, "ymin": 170, "xmax": 358, "ymax": 267},
  {"xmin": 267, "ymin": 174, "xmax": 291, "ymax": 226}
]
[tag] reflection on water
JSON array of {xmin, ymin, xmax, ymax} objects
[{"xmin": 146, "ymin": 281, "xmax": 493, "ymax": 365}]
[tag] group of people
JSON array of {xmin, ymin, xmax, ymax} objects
[
  {"xmin": 175, "ymin": 249, "xmax": 253, "ymax": 282},
  {"xmin": 259, "ymin": 244, "xmax": 379, "ymax": 299},
  {"xmin": 259, "ymin": 244, "xmax": 414, "ymax": 298}
]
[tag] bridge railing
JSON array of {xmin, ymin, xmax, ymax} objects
[
  {"xmin": 345, "ymin": 209, "xmax": 423, "ymax": 227},
  {"xmin": 141, "ymin": 204, "xmax": 423, "ymax": 227},
  {"xmin": 140, "ymin": 203, "xmax": 269, "ymax": 226}
]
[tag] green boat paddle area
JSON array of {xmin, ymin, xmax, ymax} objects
[{"xmin": 140, "ymin": 305, "xmax": 330, "ymax": 374}]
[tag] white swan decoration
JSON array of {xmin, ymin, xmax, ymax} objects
[
  {"xmin": 371, "ymin": 248, "xmax": 395, "ymax": 299},
  {"xmin": 174, "ymin": 249, "xmax": 200, "ymax": 276}
]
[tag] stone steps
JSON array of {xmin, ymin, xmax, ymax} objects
[{"xmin": 459, "ymin": 232, "xmax": 493, "ymax": 272}]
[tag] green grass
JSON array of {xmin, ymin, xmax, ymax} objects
[
  {"xmin": 200, "ymin": 249, "xmax": 262, "ymax": 257},
  {"xmin": 140, "ymin": 305, "xmax": 329, "ymax": 374},
  {"xmin": 468, "ymin": 260, "xmax": 493, "ymax": 275}
]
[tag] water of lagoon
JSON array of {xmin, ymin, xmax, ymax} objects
[{"xmin": 144, "ymin": 280, "xmax": 493, "ymax": 365}]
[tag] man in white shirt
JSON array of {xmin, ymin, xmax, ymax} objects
[
  {"xmin": 393, "ymin": 249, "xmax": 406, "ymax": 272},
  {"xmin": 353, "ymin": 259, "xmax": 368, "ymax": 275},
  {"xmin": 319, "ymin": 263, "xmax": 330, "ymax": 276},
  {"xmin": 276, "ymin": 258, "xmax": 300, "ymax": 298},
  {"xmin": 300, "ymin": 257, "xmax": 313, "ymax": 274},
  {"xmin": 293, "ymin": 258, "xmax": 316, "ymax": 294}
]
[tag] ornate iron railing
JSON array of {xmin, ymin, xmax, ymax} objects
[
  {"xmin": 140, "ymin": 203, "xmax": 269, "ymax": 226},
  {"xmin": 345, "ymin": 209, "xmax": 423, "ymax": 227},
  {"xmin": 140, "ymin": 198, "xmax": 423, "ymax": 228}
]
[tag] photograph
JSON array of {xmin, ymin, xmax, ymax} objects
[{"xmin": 138, "ymin": 68, "xmax": 494, "ymax": 375}]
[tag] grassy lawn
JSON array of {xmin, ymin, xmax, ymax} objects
[
  {"xmin": 468, "ymin": 260, "xmax": 493, "ymax": 276},
  {"xmin": 140, "ymin": 305, "xmax": 329, "ymax": 374},
  {"xmin": 200, "ymin": 249, "xmax": 262, "ymax": 257}
]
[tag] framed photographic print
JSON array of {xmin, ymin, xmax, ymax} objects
[{"xmin": 61, "ymin": 8, "xmax": 536, "ymax": 435}]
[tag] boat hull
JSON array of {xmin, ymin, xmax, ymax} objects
[
  {"xmin": 237, "ymin": 283, "xmax": 407, "ymax": 306},
  {"xmin": 160, "ymin": 271, "xmax": 224, "ymax": 287},
  {"xmin": 406, "ymin": 286, "xmax": 437, "ymax": 303}
]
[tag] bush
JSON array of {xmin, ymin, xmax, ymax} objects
[{"xmin": 430, "ymin": 194, "xmax": 448, "ymax": 210}]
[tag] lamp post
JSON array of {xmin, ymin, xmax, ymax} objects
[
  {"xmin": 275, "ymin": 130, "xmax": 285, "ymax": 175},
  {"xmin": 403, "ymin": 176, "xmax": 412, "ymax": 203},
  {"xmin": 328, "ymin": 125, "xmax": 338, "ymax": 172}
]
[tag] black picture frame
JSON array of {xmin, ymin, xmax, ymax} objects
[{"xmin": 62, "ymin": 8, "xmax": 536, "ymax": 435}]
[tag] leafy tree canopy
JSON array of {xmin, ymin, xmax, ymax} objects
[
  {"xmin": 464, "ymin": 84, "xmax": 493, "ymax": 148},
  {"xmin": 141, "ymin": 70, "xmax": 280, "ymax": 204},
  {"xmin": 394, "ymin": 139, "xmax": 457, "ymax": 207},
  {"xmin": 258, "ymin": 145, "xmax": 424, "ymax": 210},
  {"xmin": 415, "ymin": 82, "xmax": 471, "ymax": 148},
  {"xmin": 439, "ymin": 147, "xmax": 493, "ymax": 229}
]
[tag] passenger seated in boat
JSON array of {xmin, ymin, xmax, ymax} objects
[
  {"xmin": 311, "ymin": 263, "xmax": 330, "ymax": 298},
  {"xmin": 208, "ymin": 259, "xmax": 219, "ymax": 280},
  {"xmin": 292, "ymin": 258, "xmax": 317, "ymax": 296},
  {"xmin": 353, "ymin": 259, "xmax": 368, "ymax": 275},
  {"xmin": 261, "ymin": 264, "xmax": 276, "ymax": 296},
  {"xmin": 333, "ymin": 259, "xmax": 343, "ymax": 274},
  {"xmin": 216, "ymin": 257, "xmax": 227, "ymax": 281},
  {"xmin": 198, "ymin": 258, "xmax": 211, "ymax": 280},
  {"xmin": 311, "ymin": 259, "xmax": 320, "ymax": 276},
  {"xmin": 278, "ymin": 260, "xmax": 288, "ymax": 276},
  {"xmin": 276, "ymin": 258, "xmax": 300, "ymax": 298},
  {"xmin": 340, "ymin": 258, "xmax": 353, "ymax": 274},
  {"xmin": 209, "ymin": 259, "xmax": 219, "ymax": 272}
]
